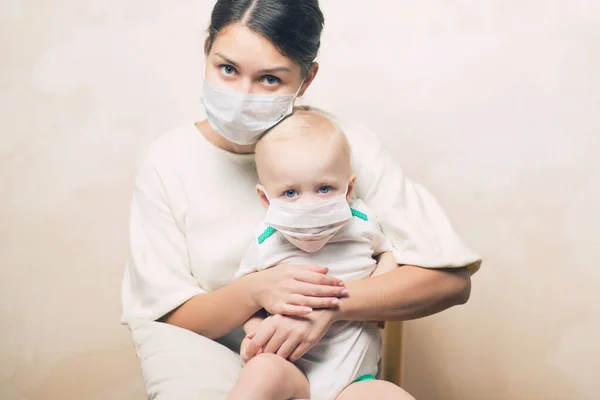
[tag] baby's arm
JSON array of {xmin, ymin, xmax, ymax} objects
[
  {"xmin": 243, "ymin": 310, "xmax": 267, "ymax": 336},
  {"xmin": 372, "ymin": 251, "xmax": 397, "ymax": 277}
]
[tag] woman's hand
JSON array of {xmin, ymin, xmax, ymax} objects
[
  {"xmin": 241, "ymin": 310, "xmax": 337, "ymax": 363},
  {"xmin": 249, "ymin": 264, "xmax": 348, "ymax": 316}
]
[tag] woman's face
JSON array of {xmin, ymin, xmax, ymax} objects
[{"xmin": 205, "ymin": 23, "xmax": 314, "ymax": 96}]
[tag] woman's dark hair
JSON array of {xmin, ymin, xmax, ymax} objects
[{"xmin": 206, "ymin": 0, "xmax": 325, "ymax": 77}]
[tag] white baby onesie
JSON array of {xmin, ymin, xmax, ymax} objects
[{"xmin": 236, "ymin": 199, "xmax": 392, "ymax": 400}]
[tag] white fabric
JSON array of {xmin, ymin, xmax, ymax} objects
[
  {"xmin": 121, "ymin": 116, "xmax": 482, "ymax": 398},
  {"xmin": 128, "ymin": 318, "xmax": 243, "ymax": 400},
  {"xmin": 237, "ymin": 199, "xmax": 389, "ymax": 399}
]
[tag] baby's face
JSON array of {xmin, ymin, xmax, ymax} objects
[{"xmin": 257, "ymin": 132, "xmax": 352, "ymax": 204}]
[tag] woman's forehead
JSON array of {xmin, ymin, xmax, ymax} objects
[{"xmin": 210, "ymin": 23, "xmax": 299, "ymax": 73}]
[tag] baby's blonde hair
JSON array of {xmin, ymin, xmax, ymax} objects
[{"xmin": 255, "ymin": 106, "xmax": 351, "ymax": 167}]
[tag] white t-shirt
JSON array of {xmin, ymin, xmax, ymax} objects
[{"xmin": 121, "ymin": 117, "xmax": 481, "ymax": 323}]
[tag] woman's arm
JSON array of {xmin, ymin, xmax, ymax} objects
[
  {"xmin": 160, "ymin": 274, "xmax": 261, "ymax": 339},
  {"xmin": 161, "ymin": 264, "xmax": 347, "ymax": 339},
  {"xmin": 335, "ymin": 265, "xmax": 470, "ymax": 322}
]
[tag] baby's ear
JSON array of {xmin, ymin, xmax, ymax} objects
[
  {"xmin": 256, "ymin": 184, "xmax": 270, "ymax": 209},
  {"xmin": 346, "ymin": 174, "xmax": 357, "ymax": 202}
]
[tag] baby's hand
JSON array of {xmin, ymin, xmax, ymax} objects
[{"xmin": 240, "ymin": 332, "xmax": 263, "ymax": 363}]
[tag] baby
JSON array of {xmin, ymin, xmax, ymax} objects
[{"xmin": 229, "ymin": 108, "xmax": 397, "ymax": 400}]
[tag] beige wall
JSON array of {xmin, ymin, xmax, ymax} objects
[{"xmin": 1, "ymin": 1, "xmax": 598, "ymax": 399}]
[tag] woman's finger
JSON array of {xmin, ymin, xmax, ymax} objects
[
  {"xmin": 294, "ymin": 269, "xmax": 345, "ymax": 288},
  {"xmin": 300, "ymin": 264, "xmax": 329, "ymax": 274},
  {"xmin": 294, "ymin": 280, "xmax": 349, "ymax": 299},
  {"xmin": 288, "ymin": 293, "xmax": 340, "ymax": 309},
  {"xmin": 271, "ymin": 302, "xmax": 312, "ymax": 316}
]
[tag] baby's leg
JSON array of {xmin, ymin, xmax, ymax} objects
[
  {"xmin": 226, "ymin": 353, "xmax": 309, "ymax": 400},
  {"xmin": 336, "ymin": 380, "xmax": 416, "ymax": 400}
]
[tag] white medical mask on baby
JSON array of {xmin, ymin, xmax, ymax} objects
[
  {"xmin": 201, "ymin": 77, "xmax": 304, "ymax": 145},
  {"xmin": 264, "ymin": 188, "xmax": 352, "ymax": 253}
]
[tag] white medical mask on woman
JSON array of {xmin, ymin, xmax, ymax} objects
[
  {"xmin": 263, "ymin": 189, "xmax": 352, "ymax": 253},
  {"xmin": 201, "ymin": 79, "xmax": 304, "ymax": 145}
]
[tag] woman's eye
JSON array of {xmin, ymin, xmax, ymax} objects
[
  {"xmin": 284, "ymin": 190, "xmax": 297, "ymax": 198},
  {"xmin": 318, "ymin": 186, "xmax": 331, "ymax": 194},
  {"xmin": 220, "ymin": 65, "xmax": 237, "ymax": 76},
  {"xmin": 261, "ymin": 75, "xmax": 281, "ymax": 86}
]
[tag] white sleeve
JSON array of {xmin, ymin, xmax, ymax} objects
[
  {"xmin": 344, "ymin": 120, "xmax": 482, "ymax": 274},
  {"xmin": 121, "ymin": 152, "xmax": 205, "ymax": 324},
  {"xmin": 235, "ymin": 239, "xmax": 260, "ymax": 279},
  {"xmin": 370, "ymin": 218, "xmax": 393, "ymax": 257}
]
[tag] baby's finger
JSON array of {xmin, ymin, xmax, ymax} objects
[
  {"xmin": 289, "ymin": 341, "xmax": 312, "ymax": 362},
  {"xmin": 240, "ymin": 340, "xmax": 252, "ymax": 363},
  {"xmin": 263, "ymin": 329, "xmax": 288, "ymax": 354},
  {"xmin": 245, "ymin": 323, "xmax": 276, "ymax": 358},
  {"xmin": 276, "ymin": 336, "xmax": 302, "ymax": 360}
]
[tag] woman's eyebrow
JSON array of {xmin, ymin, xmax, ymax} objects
[
  {"xmin": 214, "ymin": 53, "xmax": 291, "ymax": 74},
  {"xmin": 214, "ymin": 52, "xmax": 240, "ymax": 68},
  {"xmin": 258, "ymin": 66, "xmax": 292, "ymax": 74}
]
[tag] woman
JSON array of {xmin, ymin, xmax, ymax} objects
[{"xmin": 121, "ymin": 0, "xmax": 481, "ymax": 399}]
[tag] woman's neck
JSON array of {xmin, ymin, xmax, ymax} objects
[{"xmin": 195, "ymin": 120, "xmax": 257, "ymax": 154}]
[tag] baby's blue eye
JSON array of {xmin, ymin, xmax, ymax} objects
[
  {"xmin": 318, "ymin": 186, "xmax": 331, "ymax": 194},
  {"xmin": 284, "ymin": 190, "xmax": 297, "ymax": 198}
]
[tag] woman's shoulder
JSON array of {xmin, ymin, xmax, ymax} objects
[
  {"xmin": 144, "ymin": 122, "xmax": 200, "ymax": 160},
  {"xmin": 140, "ymin": 123, "xmax": 202, "ymax": 167}
]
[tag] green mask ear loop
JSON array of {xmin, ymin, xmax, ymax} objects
[
  {"xmin": 257, "ymin": 226, "xmax": 276, "ymax": 244},
  {"xmin": 350, "ymin": 208, "xmax": 368, "ymax": 221}
]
